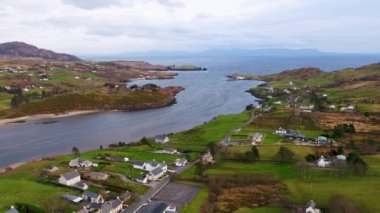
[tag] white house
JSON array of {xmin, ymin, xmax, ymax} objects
[
  {"xmin": 155, "ymin": 135, "xmax": 169, "ymax": 143},
  {"xmin": 101, "ymin": 198, "xmax": 123, "ymax": 213},
  {"xmin": 88, "ymin": 172, "xmax": 109, "ymax": 181},
  {"xmin": 201, "ymin": 151, "xmax": 215, "ymax": 164},
  {"xmin": 251, "ymin": 133, "xmax": 264, "ymax": 145},
  {"xmin": 305, "ymin": 200, "xmax": 321, "ymax": 213},
  {"xmin": 317, "ymin": 156, "xmax": 331, "ymax": 168},
  {"xmin": 83, "ymin": 191, "xmax": 104, "ymax": 204},
  {"xmin": 147, "ymin": 167, "xmax": 165, "ymax": 181},
  {"xmin": 136, "ymin": 175, "xmax": 148, "ymax": 184},
  {"xmin": 275, "ymin": 127, "xmax": 287, "ymax": 135},
  {"xmin": 69, "ymin": 158, "xmax": 93, "ymax": 168},
  {"xmin": 58, "ymin": 171, "xmax": 81, "ymax": 186},
  {"xmin": 133, "ymin": 161, "xmax": 166, "ymax": 172},
  {"xmin": 174, "ymin": 158, "xmax": 187, "ymax": 167},
  {"xmin": 133, "ymin": 161, "xmax": 146, "ymax": 170}
]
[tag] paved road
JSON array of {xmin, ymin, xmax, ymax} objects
[
  {"xmin": 124, "ymin": 160, "xmax": 199, "ymax": 213},
  {"xmin": 124, "ymin": 113, "xmax": 255, "ymax": 212}
]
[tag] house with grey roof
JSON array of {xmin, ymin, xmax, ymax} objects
[
  {"xmin": 76, "ymin": 207, "xmax": 89, "ymax": 213},
  {"xmin": 43, "ymin": 165, "xmax": 59, "ymax": 173},
  {"xmin": 74, "ymin": 181, "xmax": 89, "ymax": 190},
  {"xmin": 101, "ymin": 198, "xmax": 123, "ymax": 213},
  {"xmin": 136, "ymin": 174, "xmax": 148, "ymax": 184},
  {"xmin": 83, "ymin": 191, "xmax": 104, "ymax": 203},
  {"xmin": 88, "ymin": 172, "xmax": 109, "ymax": 181},
  {"xmin": 147, "ymin": 167, "xmax": 165, "ymax": 181},
  {"xmin": 133, "ymin": 160, "xmax": 164, "ymax": 172},
  {"xmin": 174, "ymin": 158, "xmax": 187, "ymax": 167},
  {"xmin": 69, "ymin": 158, "xmax": 93, "ymax": 168},
  {"xmin": 154, "ymin": 135, "xmax": 169, "ymax": 143},
  {"xmin": 58, "ymin": 171, "xmax": 81, "ymax": 186}
]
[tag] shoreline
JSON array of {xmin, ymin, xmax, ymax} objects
[{"xmin": 0, "ymin": 110, "xmax": 101, "ymax": 127}]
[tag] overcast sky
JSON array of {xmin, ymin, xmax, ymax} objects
[{"xmin": 0, "ymin": 0, "xmax": 379, "ymax": 55}]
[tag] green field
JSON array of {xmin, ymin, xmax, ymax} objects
[
  {"xmin": 181, "ymin": 185, "xmax": 208, "ymax": 213},
  {"xmin": 207, "ymin": 161, "xmax": 296, "ymax": 180},
  {"xmin": 234, "ymin": 207, "xmax": 283, "ymax": 213},
  {"xmin": 170, "ymin": 112, "xmax": 250, "ymax": 152},
  {"xmin": 286, "ymin": 177, "xmax": 380, "ymax": 213}
]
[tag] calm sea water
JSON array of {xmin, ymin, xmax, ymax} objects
[{"xmin": 0, "ymin": 55, "xmax": 379, "ymax": 167}]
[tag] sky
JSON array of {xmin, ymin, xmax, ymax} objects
[{"xmin": 0, "ymin": 0, "xmax": 379, "ymax": 55}]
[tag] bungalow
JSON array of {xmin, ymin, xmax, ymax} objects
[
  {"xmin": 174, "ymin": 158, "xmax": 187, "ymax": 167},
  {"xmin": 299, "ymin": 105, "xmax": 314, "ymax": 112},
  {"xmin": 251, "ymin": 133, "xmax": 264, "ymax": 145},
  {"xmin": 69, "ymin": 158, "xmax": 93, "ymax": 168},
  {"xmin": 62, "ymin": 194, "xmax": 83, "ymax": 204},
  {"xmin": 155, "ymin": 135, "xmax": 169, "ymax": 143},
  {"xmin": 88, "ymin": 172, "xmax": 110, "ymax": 181},
  {"xmin": 201, "ymin": 151, "xmax": 215, "ymax": 164},
  {"xmin": 105, "ymin": 155, "xmax": 129, "ymax": 162},
  {"xmin": 133, "ymin": 160, "xmax": 167, "ymax": 172},
  {"xmin": 5, "ymin": 206, "xmax": 19, "ymax": 213},
  {"xmin": 136, "ymin": 175, "xmax": 148, "ymax": 184},
  {"xmin": 58, "ymin": 171, "xmax": 81, "ymax": 186},
  {"xmin": 101, "ymin": 198, "xmax": 123, "ymax": 213},
  {"xmin": 162, "ymin": 148, "xmax": 178, "ymax": 154},
  {"xmin": 147, "ymin": 167, "xmax": 165, "ymax": 181},
  {"xmin": 43, "ymin": 165, "xmax": 59, "ymax": 173},
  {"xmin": 305, "ymin": 200, "xmax": 321, "ymax": 213},
  {"xmin": 317, "ymin": 156, "xmax": 331, "ymax": 168},
  {"xmin": 275, "ymin": 127, "xmax": 287, "ymax": 135},
  {"xmin": 133, "ymin": 161, "xmax": 146, "ymax": 170},
  {"xmin": 74, "ymin": 181, "xmax": 89, "ymax": 190},
  {"xmin": 83, "ymin": 191, "xmax": 104, "ymax": 203}
]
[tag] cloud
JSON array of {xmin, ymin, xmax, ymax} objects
[
  {"xmin": 0, "ymin": 0, "xmax": 379, "ymax": 54},
  {"xmin": 156, "ymin": 0, "xmax": 185, "ymax": 8},
  {"xmin": 61, "ymin": 0, "xmax": 126, "ymax": 9}
]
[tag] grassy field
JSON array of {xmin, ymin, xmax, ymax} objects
[
  {"xmin": 181, "ymin": 185, "xmax": 208, "ymax": 213},
  {"xmin": 207, "ymin": 161, "xmax": 296, "ymax": 180},
  {"xmin": 170, "ymin": 112, "xmax": 250, "ymax": 152},
  {"xmin": 234, "ymin": 207, "xmax": 283, "ymax": 213},
  {"xmin": 227, "ymin": 145, "xmax": 315, "ymax": 161},
  {"xmin": 286, "ymin": 177, "xmax": 380, "ymax": 213}
]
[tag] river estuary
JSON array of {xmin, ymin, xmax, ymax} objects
[{"xmin": 0, "ymin": 55, "xmax": 379, "ymax": 167}]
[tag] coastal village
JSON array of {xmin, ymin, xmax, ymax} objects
[{"xmin": 0, "ymin": 44, "xmax": 379, "ymax": 212}]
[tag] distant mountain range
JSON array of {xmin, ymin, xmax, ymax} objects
[
  {"xmin": 83, "ymin": 48, "xmax": 376, "ymax": 60},
  {"xmin": 0, "ymin": 41, "xmax": 81, "ymax": 61}
]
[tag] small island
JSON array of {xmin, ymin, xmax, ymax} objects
[
  {"xmin": 226, "ymin": 72, "xmax": 259, "ymax": 81},
  {"xmin": 168, "ymin": 64, "xmax": 207, "ymax": 71}
]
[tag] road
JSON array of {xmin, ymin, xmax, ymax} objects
[
  {"xmin": 125, "ymin": 112, "xmax": 255, "ymax": 212},
  {"xmin": 124, "ymin": 160, "xmax": 199, "ymax": 213},
  {"xmin": 220, "ymin": 111, "xmax": 256, "ymax": 145}
]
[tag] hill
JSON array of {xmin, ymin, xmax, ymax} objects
[{"xmin": 0, "ymin": 41, "xmax": 81, "ymax": 61}]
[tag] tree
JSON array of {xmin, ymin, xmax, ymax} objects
[
  {"xmin": 305, "ymin": 154, "xmax": 316, "ymax": 162},
  {"xmin": 276, "ymin": 146, "xmax": 295, "ymax": 162},
  {"xmin": 72, "ymin": 147, "xmax": 80, "ymax": 157},
  {"xmin": 245, "ymin": 146, "xmax": 260, "ymax": 162},
  {"xmin": 208, "ymin": 142, "xmax": 218, "ymax": 156},
  {"xmin": 99, "ymin": 145, "xmax": 103, "ymax": 150},
  {"xmin": 337, "ymin": 146, "xmax": 344, "ymax": 155}
]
